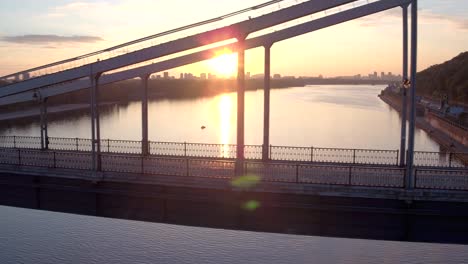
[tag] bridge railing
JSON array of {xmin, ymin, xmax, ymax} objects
[
  {"xmin": 245, "ymin": 162, "xmax": 406, "ymax": 188},
  {"xmin": 269, "ymin": 145, "xmax": 399, "ymax": 165},
  {"xmin": 0, "ymin": 135, "xmax": 466, "ymax": 168},
  {"xmin": 414, "ymin": 151, "xmax": 467, "ymax": 168},
  {"xmin": 2, "ymin": 147, "xmax": 467, "ymax": 190},
  {"xmin": 415, "ymin": 168, "xmax": 468, "ymax": 191}
]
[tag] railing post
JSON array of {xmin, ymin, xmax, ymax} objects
[
  {"xmin": 107, "ymin": 139, "xmax": 111, "ymax": 153},
  {"xmin": 311, "ymin": 146, "xmax": 314, "ymax": 162},
  {"xmin": 296, "ymin": 164, "xmax": 299, "ymax": 183},
  {"xmin": 13, "ymin": 135, "xmax": 16, "ymax": 149},
  {"xmin": 17, "ymin": 149, "xmax": 21, "ymax": 165},
  {"xmin": 348, "ymin": 166, "xmax": 352, "ymax": 186},
  {"xmin": 184, "ymin": 142, "xmax": 187, "ymax": 157},
  {"xmin": 396, "ymin": 150, "xmax": 400, "ymax": 166},
  {"xmin": 353, "ymin": 149, "xmax": 356, "ymax": 164},
  {"xmin": 269, "ymin": 144, "xmax": 272, "ymax": 160},
  {"xmin": 448, "ymin": 152, "xmax": 453, "ymax": 168},
  {"xmin": 76, "ymin": 137, "xmax": 79, "ymax": 151}
]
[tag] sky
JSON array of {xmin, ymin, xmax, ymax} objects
[{"xmin": 0, "ymin": 0, "xmax": 467, "ymax": 78}]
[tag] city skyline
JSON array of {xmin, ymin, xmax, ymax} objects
[
  {"xmin": 0, "ymin": 1, "xmax": 467, "ymax": 78},
  {"xmin": 152, "ymin": 70, "xmax": 402, "ymax": 82}
]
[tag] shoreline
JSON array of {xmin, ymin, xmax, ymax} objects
[{"xmin": 379, "ymin": 93, "xmax": 468, "ymax": 163}]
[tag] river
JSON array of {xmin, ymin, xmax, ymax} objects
[{"xmin": 0, "ymin": 85, "xmax": 440, "ymax": 151}]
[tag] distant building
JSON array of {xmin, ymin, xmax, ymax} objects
[
  {"xmin": 200, "ymin": 73, "xmax": 207, "ymax": 80},
  {"xmin": 163, "ymin": 72, "xmax": 169, "ymax": 79},
  {"xmin": 246, "ymin": 72, "xmax": 251, "ymax": 79},
  {"xmin": 273, "ymin": 74, "xmax": 281, "ymax": 79},
  {"xmin": 180, "ymin": 73, "xmax": 184, "ymax": 79},
  {"xmin": 251, "ymin": 73, "xmax": 265, "ymax": 79},
  {"xmin": 208, "ymin": 73, "xmax": 216, "ymax": 80},
  {"xmin": 381, "ymin": 72, "xmax": 385, "ymax": 79}
]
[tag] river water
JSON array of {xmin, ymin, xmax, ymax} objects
[
  {"xmin": 0, "ymin": 85, "xmax": 440, "ymax": 151},
  {"xmin": 1, "ymin": 205, "xmax": 468, "ymax": 264}
]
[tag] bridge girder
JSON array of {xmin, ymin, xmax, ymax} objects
[{"xmin": 0, "ymin": 0, "xmax": 412, "ymax": 106}]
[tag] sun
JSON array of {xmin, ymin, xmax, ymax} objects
[{"xmin": 208, "ymin": 48, "xmax": 237, "ymax": 77}]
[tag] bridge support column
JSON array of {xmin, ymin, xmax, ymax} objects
[
  {"xmin": 141, "ymin": 74, "xmax": 150, "ymax": 156},
  {"xmin": 262, "ymin": 44, "xmax": 272, "ymax": 162},
  {"xmin": 236, "ymin": 37, "xmax": 246, "ymax": 175},
  {"xmin": 399, "ymin": 4, "xmax": 409, "ymax": 167},
  {"xmin": 90, "ymin": 70, "xmax": 102, "ymax": 171},
  {"xmin": 40, "ymin": 98, "xmax": 49, "ymax": 150},
  {"xmin": 406, "ymin": 0, "xmax": 418, "ymax": 189}
]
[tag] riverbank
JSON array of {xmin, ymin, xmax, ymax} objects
[
  {"xmin": 0, "ymin": 103, "xmax": 116, "ymax": 127},
  {"xmin": 379, "ymin": 93, "xmax": 468, "ymax": 163},
  {"xmin": 1, "ymin": 78, "xmax": 391, "ymax": 112}
]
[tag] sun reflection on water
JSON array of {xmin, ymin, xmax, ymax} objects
[{"xmin": 218, "ymin": 94, "xmax": 234, "ymax": 158}]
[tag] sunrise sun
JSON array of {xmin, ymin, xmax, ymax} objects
[{"xmin": 207, "ymin": 48, "xmax": 237, "ymax": 77}]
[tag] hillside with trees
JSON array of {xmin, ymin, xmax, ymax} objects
[{"xmin": 417, "ymin": 52, "xmax": 468, "ymax": 105}]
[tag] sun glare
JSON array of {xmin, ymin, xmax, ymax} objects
[{"xmin": 208, "ymin": 49, "xmax": 237, "ymax": 77}]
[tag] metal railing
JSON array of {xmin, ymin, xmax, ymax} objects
[
  {"xmin": 245, "ymin": 162, "xmax": 406, "ymax": 187},
  {"xmin": 0, "ymin": 135, "xmax": 466, "ymax": 168},
  {"xmin": 414, "ymin": 151, "xmax": 467, "ymax": 168},
  {"xmin": 0, "ymin": 147, "xmax": 466, "ymax": 190},
  {"xmin": 415, "ymin": 168, "xmax": 468, "ymax": 191},
  {"xmin": 269, "ymin": 145, "xmax": 399, "ymax": 165}
]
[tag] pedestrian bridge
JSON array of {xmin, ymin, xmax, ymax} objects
[
  {"xmin": 2, "ymin": 0, "xmax": 468, "ymax": 243},
  {"xmin": 1, "ymin": 0, "xmax": 466, "ymax": 192}
]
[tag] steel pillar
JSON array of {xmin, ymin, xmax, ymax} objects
[
  {"xmin": 399, "ymin": 4, "xmax": 409, "ymax": 167},
  {"xmin": 406, "ymin": 0, "xmax": 418, "ymax": 189},
  {"xmin": 236, "ymin": 37, "xmax": 246, "ymax": 175},
  {"xmin": 141, "ymin": 75, "xmax": 150, "ymax": 156},
  {"xmin": 40, "ymin": 98, "xmax": 48, "ymax": 150},
  {"xmin": 262, "ymin": 44, "xmax": 272, "ymax": 161},
  {"xmin": 90, "ymin": 70, "xmax": 102, "ymax": 171}
]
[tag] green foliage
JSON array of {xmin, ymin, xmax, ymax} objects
[{"xmin": 417, "ymin": 52, "xmax": 468, "ymax": 104}]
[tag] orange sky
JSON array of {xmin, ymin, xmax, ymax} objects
[{"xmin": 0, "ymin": 0, "xmax": 467, "ymax": 78}]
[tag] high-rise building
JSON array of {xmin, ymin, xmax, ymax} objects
[
  {"xmin": 180, "ymin": 73, "xmax": 184, "ymax": 79},
  {"xmin": 273, "ymin": 74, "xmax": 281, "ymax": 79},
  {"xmin": 200, "ymin": 73, "xmax": 207, "ymax": 80},
  {"xmin": 381, "ymin": 72, "xmax": 385, "ymax": 79},
  {"xmin": 246, "ymin": 72, "xmax": 251, "ymax": 79},
  {"xmin": 163, "ymin": 72, "xmax": 169, "ymax": 79}
]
